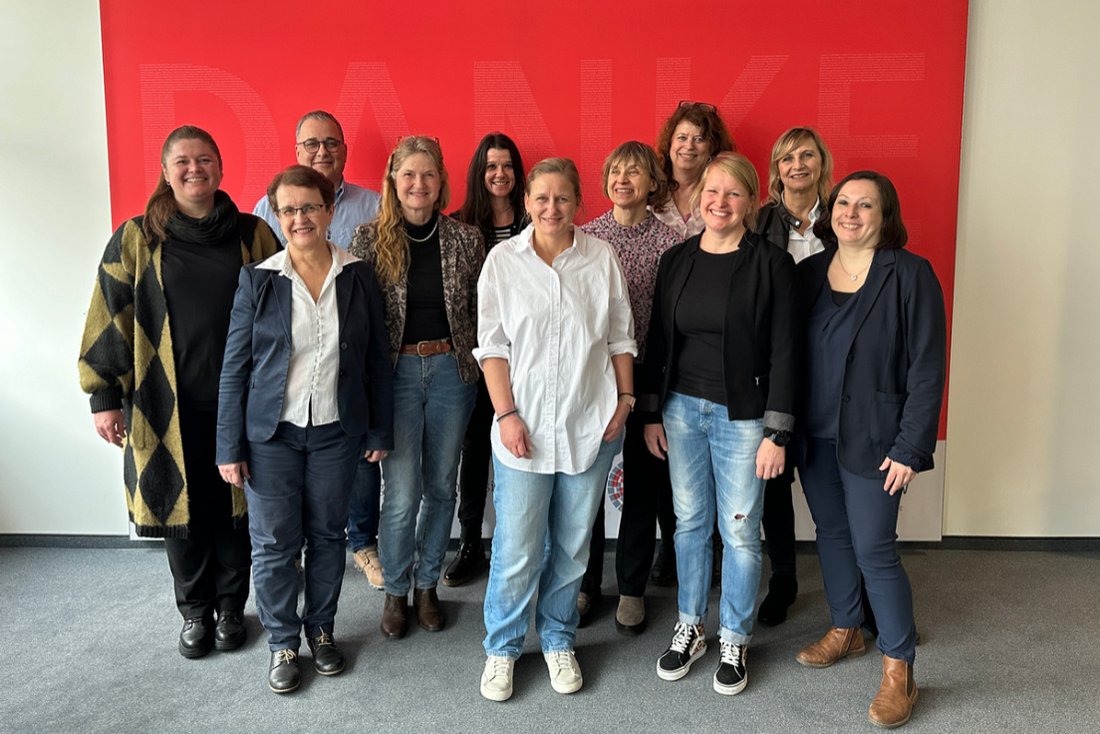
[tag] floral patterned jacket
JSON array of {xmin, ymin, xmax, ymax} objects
[{"xmin": 349, "ymin": 214, "xmax": 485, "ymax": 383}]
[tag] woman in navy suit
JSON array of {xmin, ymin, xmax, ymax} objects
[
  {"xmin": 216, "ymin": 165, "xmax": 393, "ymax": 694},
  {"xmin": 794, "ymin": 171, "xmax": 946, "ymax": 728}
]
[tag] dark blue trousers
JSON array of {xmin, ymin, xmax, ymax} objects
[
  {"xmin": 246, "ymin": 421, "xmax": 361, "ymax": 651},
  {"xmin": 800, "ymin": 437, "xmax": 917, "ymax": 663},
  {"xmin": 346, "ymin": 457, "xmax": 382, "ymax": 551}
]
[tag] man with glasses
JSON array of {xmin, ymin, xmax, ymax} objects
[
  {"xmin": 253, "ymin": 110, "xmax": 385, "ymax": 591},
  {"xmin": 254, "ymin": 110, "xmax": 381, "ymax": 248}
]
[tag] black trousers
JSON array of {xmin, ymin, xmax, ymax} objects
[
  {"xmin": 455, "ymin": 376, "xmax": 494, "ymax": 543},
  {"xmin": 762, "ymin": 469, "xmax": 798, "ymax": 578},
  {"xmin": 581, "ymin": 411, "xmax": 676, "ymax": 597},
  {"xmin": 163, "ymin": 406, "xmax": 251, "ymax": 620}
]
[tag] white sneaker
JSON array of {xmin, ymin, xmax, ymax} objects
[
  {"xmin": 480, "ymin": 656, "xmax": 514, "ymax": 701},
  {"xmin": 544, "ymin": 650, "xmax": 583, "ymax": 694}
]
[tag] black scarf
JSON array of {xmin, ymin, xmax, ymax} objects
[{"xmin": 165, "ymin": 190, "xmax": 240, "ymax": 245}]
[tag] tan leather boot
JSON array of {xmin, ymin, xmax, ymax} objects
[
  {"xmin": 796, "ymin": 626, "xmax": 866, "ymax": 668},
  {"xmin": 868, "ymin": 655, "xmax": 918, "ymax": 728}
]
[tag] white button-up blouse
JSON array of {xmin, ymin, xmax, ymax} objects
[{"xmin": 473, "ymin": 225, "xmax": 637, "ymax": 475}]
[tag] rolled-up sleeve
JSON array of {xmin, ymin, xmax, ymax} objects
[{"xmin": 472, "ymin": 252, "xmax": 511, "ymax": 365}]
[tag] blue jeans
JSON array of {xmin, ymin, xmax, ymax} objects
[
  {"xmin": 799, "ymin": 436, "xmax": 916, "ymax": 663},
  {"xmin": 663, "ymin": 392, "xmax": 765, "ymax": 645},
  {"xmin": 246, "ymin": 421, "xmax": 361, "ymax": 650},
  {"xmin": 346, "ymin": 458, "xmax": 381, "ymax": 551},
  {"xmin": 378, "ymin": 354, "xmax": 475, "ymax": 596},
  {"xmin": 483, "ymin": 436, "xmax": 622, "ymax": 658}
]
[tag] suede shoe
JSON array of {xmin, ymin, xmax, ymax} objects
[
  {"xmin": 869, "ymin": 655, "xmax": 918, "ymax": 728},
  {"xmin": 650, "ymin": 541, "xmax": 677, "ymax": 587},
  {"xmin": 796, "ymin": 626, "xmax": 867, "ymax": 668},
  {"xmin": 352, "ymin": 547, "xmax": 385, "ymax": 590},
  {"xmin": 615, "ymin": 595, "xmax": 646, "ymax": 636},
  {"xmin": 480, "ymin": 655, "xmax": 514, "ymax": 702},
  {"xmin": 443, "ymin": 541, "xmax": 487, "ymax": 587},
  {"xmin": 413, "ymin": 587, "xmax": 445, "ymax": 631},
  {"xmin": 178, "ymin": 616, "xmax": 214, "ymax": 659},
  {"xmin": 268, "ymin": 648, "xmax": 300, "ymax": 694},
  {"xmin": 381, "ymin": 593, "xmax": 409, "ymax": 639},
  {"xmin": 576, "ymin": 591, "xmax": 601, "ymax": 629},
  {"xmin": 757, "ymin": 575, "xmax": 798, "ymax": 627},
  {"xmin": 214, "ymin": 610, "xmax": 246, "ymax": 651},
  {"xmin": 307, "ymin": 631, "xmax": 345, "ymax": 675}
]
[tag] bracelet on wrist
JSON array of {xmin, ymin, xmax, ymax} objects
[{"xmin": 495, "ymin": 409, "xmax": 519, "ymax": 423}]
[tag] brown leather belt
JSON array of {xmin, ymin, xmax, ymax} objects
[{"xmin": 399, "ymin": 339, "xmax": 453, "ymax": 357}]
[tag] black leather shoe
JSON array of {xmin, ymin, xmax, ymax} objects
[
  {"xmin": 307, "ymin": 631, "xmax": 345, "ymax": 675},
  {"xmin": 214, "ymin": 610, "xmax": 246, "ymax": 651},
  {"xmin": 443, "ymin": 541, "xmax": 487, "ymax": 587},
  {"xmin": 650, "ymin": 541, "xmax": 677, "ymax": 587},
  {"xmin": 757, "ymin": 575, "xmax": 798, "ymax": 626},
  {"xmin": 178, "ymin": 616, "xmax": 214, "ymax": 659},
  {"xmin": 268, "ymin": 649, "xmax": 300, "ymax": 693}
]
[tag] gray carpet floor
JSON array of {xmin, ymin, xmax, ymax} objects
[{"xmin": 1, "ymin": 545, "xmax": 1097, "ymax": 733}]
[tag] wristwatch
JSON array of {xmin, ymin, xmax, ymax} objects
[{"xmin": 763, "ymin": 428, "xmax": 791, "ymax": 447}]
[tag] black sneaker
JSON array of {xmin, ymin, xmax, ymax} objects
[
  {"xmin": 713, "ymin": 640, "xmax": 748, "ymax": 695},
  {"xmin": 656, "ymin": 622, "xmax": 706, "ymax": 681}
]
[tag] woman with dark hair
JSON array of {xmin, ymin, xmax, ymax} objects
[
  {"xmin": 476, "ymin": 158, "xmax": 636, "ymax": 701},
  {"xmin": 795, "ymin": 171, "xmax": 946, "ymax": 728},
  {"xmin": 217, "ymin": 165, "xmax": 393, "ymax": 693},
  {"xmin": 751, "ymin": 126, "xmax": 835, "ymax": 626},
  {"xmin": 643, "ymin": 152, "xmax": 797, "ymax": 696},
  {"xmin": 79, "ymin": 125, "xmax": 279, "ymax": 660},
  {"xmin": 651, "ymin": 100, "xmax": 736, "ymax": 240},
  {"xmin": 349, "ymin": 136, "xmax": 484, "ymax": 640},
  {"xmin": 576, "ymin": 141, "xmax": 681, "ymax": 634},
  {"xmin": 445, "ymin": 132, "xmax": 527, "ymax": 587}
]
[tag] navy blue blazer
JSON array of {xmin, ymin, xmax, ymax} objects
[
  {"xmin": 215, "ymin": 255, "xmax": 394, "ymax": 465},
  {"xmin": 797, "ymin": 245, "xmax": 946, "ymax": 477}
]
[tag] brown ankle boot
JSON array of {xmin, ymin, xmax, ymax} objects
[
  {"xmin": 380, "ymin": 593, "xmax": 408, "ymax": 639},
  {"xmin": 413, "ymin": 587, "xmax": 445, "ymax": 631},
  {"xmin": 868, "ymin": 655, "xmax": 918, "ymax": 728},
  {"xmin": 796, "ymin": 626, "xmax": 866, "ymax": 668}
]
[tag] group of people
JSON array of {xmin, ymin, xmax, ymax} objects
[{"xmin": 79, "ymin": 101, "xmax": 945, "ymax": 728}]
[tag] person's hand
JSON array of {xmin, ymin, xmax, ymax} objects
[
  {"xmin": 218, "ymin": 462, "xmax": 251, "ymax": 488},
  {"xmin": 879, "ymin": 457, "xmax": 916, "ymax": 495},
  {"xmin": 644, "ymin": 424, "xmax": 668, "ymax": 460},
  {"xmin": 364, "ymin": 449, "xmax": 388, "ymax": 462},
  {"xmin": 756, "ymin": 439, "xmax": 785, "ymax": 480},
  {"xmin": 602, "ymin": 403, "xmax": 630, "ymax": 442},
  {"xmin": 93, "ymin": 409, "xmax": 127, "ymax": 447},
  {"xmin": 499, "ymin": 414, "xmax": 531, "ymax": 458}
]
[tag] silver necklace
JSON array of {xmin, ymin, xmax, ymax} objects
[
  {"xmin": 406, "ymin": 218, "xmax": 439, "ymax": 243},
  {"xmin": 836, "ymin": 252, "xmax": 871, "ymax": 281}
]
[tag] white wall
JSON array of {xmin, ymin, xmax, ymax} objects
[
  {"xmin": 943, "ymin": 0, "xmax": 1100, "ymax": 536},
  {"xmin": 2, "ymin": 1, "xmax": 1096, "ymax": 537},
  {"xmin": 0, "ymin": 2, "xmax": 127, "ymax": 534}
]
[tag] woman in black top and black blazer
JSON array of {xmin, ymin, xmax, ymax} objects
[{"xmin": 793, "ymin": 170, "xmax": 946, "ymax": 728}]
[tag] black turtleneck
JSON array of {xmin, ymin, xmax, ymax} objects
[
  {"xmin": 160, "ymin": 191, "xmax": 246, "ymax": 409},
  {"xmin": 402, "ymin": 212, "xmax": 450, "ymax": 344}
]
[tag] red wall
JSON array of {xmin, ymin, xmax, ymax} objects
[{"xmin": 100, "ymin": 0, "xmax": 968, "ymax": 436}]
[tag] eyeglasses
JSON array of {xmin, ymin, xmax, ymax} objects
[
  {"xmin": 275, "ymin": 203, "xmax": 326, "ymax": 219},
  {"xmin": 678, "ymin": 100, "xmax": 718, "ymax": 114},
  {"xmin": 296, "ymin": 137, "xmax": 344, "ymax": 153}
]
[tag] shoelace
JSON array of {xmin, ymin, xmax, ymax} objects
[
  {"xmin": 486, "ymin": 656, "xmax": 511, "ymax": 679},
  {"xmin": 719, "ymin": 640, "xmax": 743, "ymax": 666},
  {"xmin": 546, "ymin": 651, "xmax": 575, "ymax": 674},
  {"xmin": 314, "ymin": 631, "xmax": 334, "ymax": 647},
  {"xmin": 273, "ymin": 649, "xmax": 297, "ymax": 665},
  {"xmin": 668, "ymin": 622, "xmax": 697, "ymax": 653}
]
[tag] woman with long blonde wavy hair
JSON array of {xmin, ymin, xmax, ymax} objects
[{"xmin": 349, "ymin": 136, "xmax": 485, "ymax": 640}]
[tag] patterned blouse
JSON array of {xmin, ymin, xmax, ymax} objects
[
  {"xmin": 650, "ymin": 202, "xmax": 705, "ymax": 240},
  {"xmin": 580, "ymin": 210, "xmax": 681, "ymax": 361}
]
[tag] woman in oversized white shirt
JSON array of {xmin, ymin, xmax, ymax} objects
[{"xmin": 475, "ymin": 158, "xmax": 637, "ymax": 702}]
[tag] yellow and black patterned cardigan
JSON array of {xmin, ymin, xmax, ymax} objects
[{"xmin": 78, "ymin": 214, "xmax": 280, "ymax": 537}]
